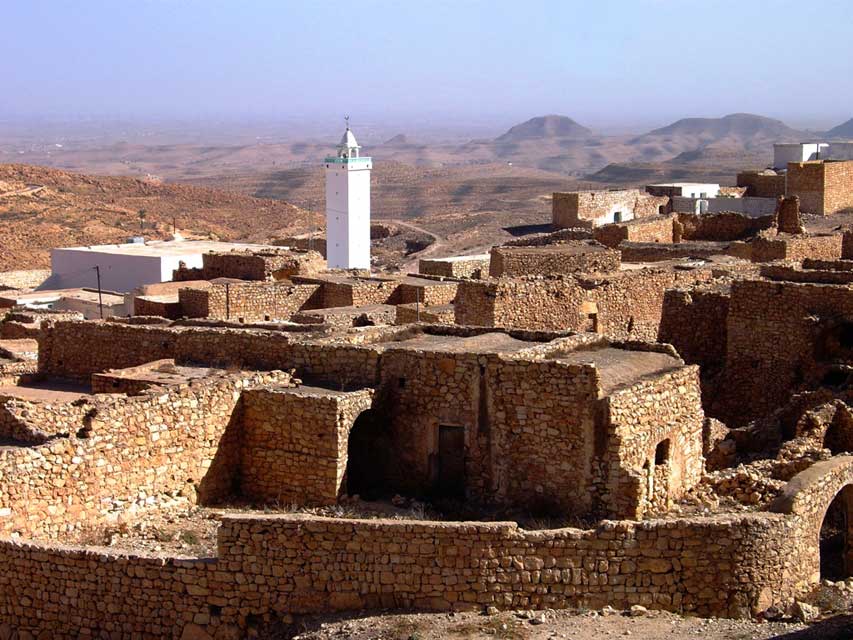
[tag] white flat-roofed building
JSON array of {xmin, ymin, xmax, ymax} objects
[
  {"xmin": 48, "ymin": 239, "xmax": 281, "ymax": 293},
  {"xmin": 773, "ymin": 143, "xmax": 830, "ymax": 169}
]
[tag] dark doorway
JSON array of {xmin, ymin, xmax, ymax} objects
[
  {"xmin": 435, "ymin": 425, "xmax": 465, "ymax": 498},
  {"xmin": 344, "ymin": 410, "xmax": 392, "ymax": 500},
  {"xmin": 821, "ymin": 486, "xmax": 853, "ymax": 580}
]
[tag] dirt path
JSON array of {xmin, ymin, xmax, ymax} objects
[{"xmin": 376, "ymin": 218, "xmax": 448, "ymax": 266}]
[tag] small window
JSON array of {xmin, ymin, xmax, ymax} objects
[
  {"xmin": 655, "ymin": 439, "xmax": 670, "ymax": 465},
  {"xmin": 398, "ymin": 377, "xmax": 406, "ymax": 389},
  {"xmin": 613, "ymin": 211, "xmax": 623, "ymax": 223}
]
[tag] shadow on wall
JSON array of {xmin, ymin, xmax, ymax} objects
[{"xmin": 196, "ymin": 406, "xmax": 244, "ymax": 504}]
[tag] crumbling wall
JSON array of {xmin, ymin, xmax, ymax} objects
[
  {"xmin": 0, "ymin": 370, "xmax": 291, "ymax": 537},
  {"xmin": 677, "ymin": 211, "xmax": 774, "ymax": 242},
  {"xmin": 593, "ymin": 215, "xmax": 674, "ymax": 248},
  {"xmin": 750, "ymin": 233, "xmax": 842, "ymax": 262},
  {"xmin": 737, "ymin": 171, "xmax": 786, "ymax": 199},
  {"xmin": 659, "ymin": 286, "xmax": 730, "ymax": 369}
]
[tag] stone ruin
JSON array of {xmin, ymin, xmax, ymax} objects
[{"xmin": 2, "ymin": 205, "xmax": 853, "ymax": 637}]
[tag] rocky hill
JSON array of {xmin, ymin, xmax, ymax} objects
[
  {"xmin": 495, "ymin": 115, "xmax": 593, "ymax": 142},
  {"xmin": 827, "ymin": 117, "xmax": 853, "ymax": 139},
  {"xmin": 0, "ymin": 164, "xmax": 318, "ymax": 270}
]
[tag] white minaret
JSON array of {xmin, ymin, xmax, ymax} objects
[{"xmin": 324, "ymin": 118, "xmax": 372, "ymax": 269}]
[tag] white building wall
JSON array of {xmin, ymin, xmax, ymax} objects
[
  {"xmin": 50, "ymin": 248, "xmax": 205, "ymax": 293},
  {"xmin": 325, "ymin": 161, "xmax": 371, "ymax": 269},
  {"xmin": 774, "ymin": 143, "xmax": 829, "ymax": 168},
  {"xmin": 672, "ymin": 196, "xmax": 777, "ymax": 218}
]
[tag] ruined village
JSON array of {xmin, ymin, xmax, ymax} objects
[{"xmin": 1, "ymin": 129, "xmax": 853, "ymax": 639}]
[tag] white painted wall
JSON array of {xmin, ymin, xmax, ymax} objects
[
  {"xmin": 828, "ymin": 142, "xmax": 853, "ymax": 161},
  {"xmin": 50, "ymin": 248, "xmax": 205, "ymax": 292},
  {"xmin": 592, "ymin": 207, "xmax": 635, "ymax": 227},
  {"xmin": 325, "ymin": 159, "xmax": 372, "ymax": 269},
  {"xmin": 774, "ymin": 143, "xmax": 829, "ymax": 168},
  {"xmin": 672, "ymin": 196, "xmax": 777, "ymax": 218}
]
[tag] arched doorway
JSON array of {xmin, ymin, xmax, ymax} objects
[
  {"xmin": 820, "ymin": 485, "xmax": 853, "ymax": 580},
  {"xmin": 344, "ymin": 409, "xmax": 392, "ymax": 500}
]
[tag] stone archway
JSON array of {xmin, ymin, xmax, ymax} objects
[{"xmin": 820, "ymin": 484, "xmax": 853, "ymax": 580}]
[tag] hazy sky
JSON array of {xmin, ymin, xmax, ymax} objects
[{"xmin": 2, "ymin": 0, "xmax": 852, "ymax": 132}]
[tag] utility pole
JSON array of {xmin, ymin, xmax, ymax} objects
[{"xmin": 94, "ymin": 266, "xmax": 104, "ymax": 319}]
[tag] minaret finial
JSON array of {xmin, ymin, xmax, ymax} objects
[{"xmin": 345, "ymin": 115, "xmax": 350, "ymax": 130}]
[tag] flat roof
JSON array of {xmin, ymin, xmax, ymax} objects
[
  {"xmin": 420, "ymin": 254, "xmax": 490, "ymax": 263},
  {"xmin": 384, "ymin": 331, "xmax": 532, "ymax": 355},
  {"xmin": 554, "ymin": 347, "xmax": 681, "ymax": 393},
  {"xmin": 1, "ymin": 288, "xmax": 125, "ymax": 305},
  {"xmin": 53, "ymin": 240, "xmax": 280, "ymax": 258},
  {"xmin": 496, "ymin": 242, "xmax": 611, "ymax": 255}
]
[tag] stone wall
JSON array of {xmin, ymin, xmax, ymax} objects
[
  {"xmin": 179, "ymin": 282, "xmax": 319, "ymax": 322},
  {"xmin": 489, "ymin": 242, "xmax": 620, "ymax": 277},
  {"xmin": 750, "ymin": 233, "xmax": 843, "ymax": 263},
  {"xmin": 737, "ymin": 171, "xmax": 786, "ymax": 199},
  {"xmin": 0, "ymin": 505, "xmax": 809, "ymax": 637},
  {"xmin": 659, "ymin": 286, "xmax": 731, "ymax": 370},
  {"xmin": 593, "ymin": 215, "xmax": 674, "ymax": 248},
  {"xmin": 719, "ymin": 278, "xmax": 853, "ymax": 425},
  {"xmin": 419, "ymin": 255, "xmax": 490, "ymax": 279},
  {"xmin": 455, "ymin": 268, "xmax": 712, "ymax": 341},
  {"xmin": 395, "ymin": 303, "xmax": 455, "ymax": 325},
  {"xmin": 240, "ymin": 386, "xmax": 374, "ymax": 505},
  {"xmin": 553, "ymin": 191, "xmax": 668, "ymax": 229},
  {"xmin": 0, "ymin": 369, "xmax": 291, "ymax": 537},
  {"xmin": 677, "ymin": 211, "xmax": 774, "ymax": 242},
  {"xmin": 175, "ymin": 250, "xmax": 325, "ymax": 282},
  {"xmin": 38, "ymin": 321, "xmax": 381, "ymax": 390}
]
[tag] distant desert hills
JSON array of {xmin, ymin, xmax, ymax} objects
[
  {"xmin": 0, "ymin": 164, "xmax": 318, "ymax": 270},
  {"xmin": 495, "ymin": 115, "xmax": 593, "ymax": 142},
  {"xmin": 827, "ymin": 118, "xmax": 853, "ymax": 139}
]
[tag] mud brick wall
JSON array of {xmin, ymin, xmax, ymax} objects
[
  {"xmin": 750, "ymin": 234, "xmax": 842, "ymax": 262},
  {"xmin": 786, "ymin": 162, "xmax": 826, "ymax": 214},
  {"xmin": 419, "ymin": 256, "xmax": 489, "ymax": 279},
  {"xmin": 553, "ymin": 191, "xmax": 667, "ymax": 229},
  {"xmin": 737, "ymin": 172, "xmax": 786, "ymax": 198},
  {"xmin": 240, "ymin": 387, "xmax": 374, "ymax": 505},
  {"xmin": 489, "ymin": 244, "xmax": 620, "ymax": 277},
  {"xmin": 719, "ymin": 279, "xmax": 853, "ymax": 425},
  {"xmin": 179, "ymin": 282, "xmax": 319, "ymax": 322},
  {"xmin": 593, "ymin": 215, "xmax": 674, "ymax": 248},
  {"xmin": 823, "ymin": 161, "xmax": 853, "ymax": 214},
  {"xmin": 659, "ymin": 286, "xmax": 731, "ymax": 369},
  {"xmin": 603, "ymin": 366, "xmax": 704, "ymax": 519},
  {"xmin": 677, "ymin": 212, "xmax": 774, "ymax": 242}
]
